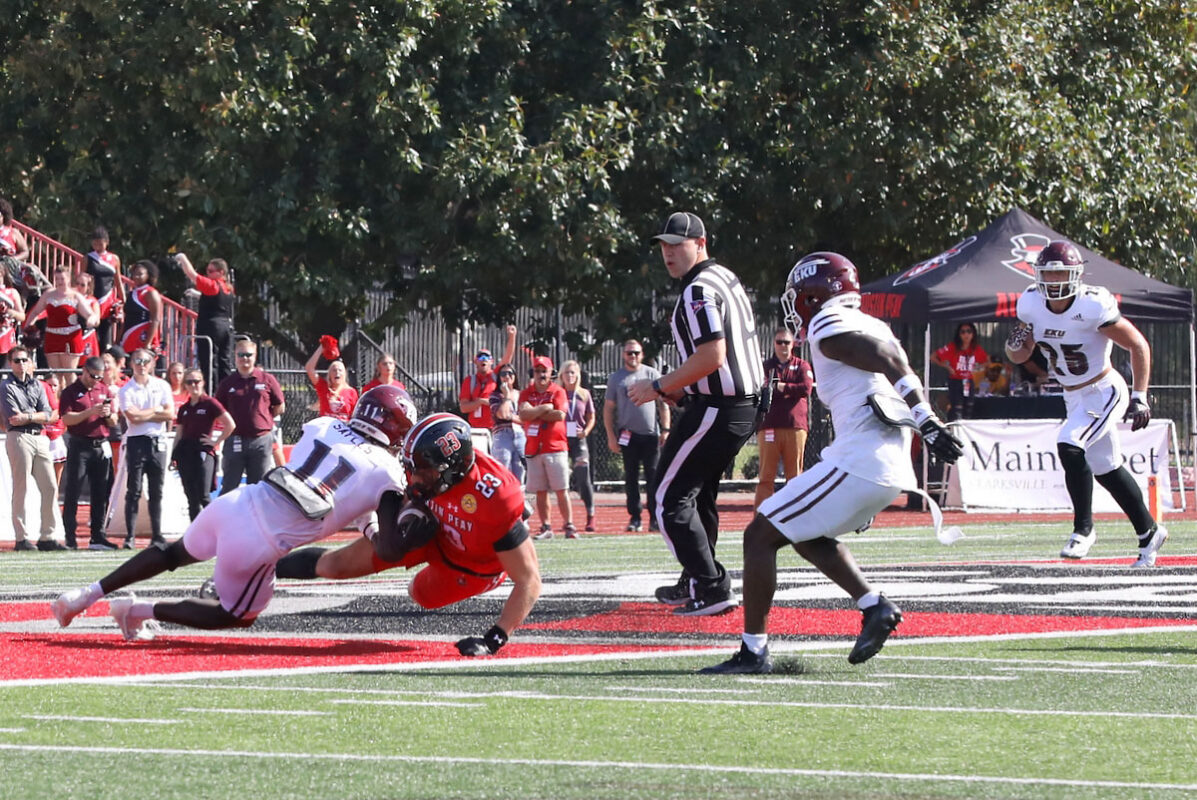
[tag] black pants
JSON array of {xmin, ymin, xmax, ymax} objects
[
  {"xmin": 220, "ymin": 432, "xmax": 274, "ymax": 495},
  {"xmin": 947, "ymin": 378, "xmax": 974, "ymax": 421},
  {"xmin": 654, "ymin": 398, "xmax": 756, "ymax": 597},
  {"xmin": 175, "ymin": 442, "xmax": 217, "ymax": 521},
  {"xmin": 124, "ymin": 434, "xmax": 167, "ymax": 541},
  {"xmin": 197, "ymin": 317, "xmax": 234, "ymax": 386},
  {"xmin": 619, "ymin": 433, "xmax": 660, "ymax": 520},
  {"xmin": 62, "ymin": 436, "xmax": 111, "ymax": 546}
]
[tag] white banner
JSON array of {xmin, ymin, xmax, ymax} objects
[{"xmin": 951, "ymin": 419, "xmax": 1177, "ymax": 512}]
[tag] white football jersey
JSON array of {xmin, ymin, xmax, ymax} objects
[
  {"xmin": 258, "ymin": 416, "xmax": 407, "ymax": 552},
  {"xmin": 1016, "ymin": 283, "xmax": 1120, "ymax": 388},
  {"xmin": 807, "ymin": 298, "xmax": 916, "ymax": 488}
]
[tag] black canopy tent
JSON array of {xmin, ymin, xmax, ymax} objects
[{"xmin": 860, "ymin": 207, "xmax": 1195, "ymax": 482}]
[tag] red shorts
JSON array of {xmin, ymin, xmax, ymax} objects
[
  {"xmin": 44, "ymin": 328, "xmax": 84, "ymax": 356},
  {"xmin": 79, "ymin": 329, "xmax": 99, "ymax": 358},
  {"xmin": 372, "ymin": 543, "xmax": 507, "ymax": 609}
]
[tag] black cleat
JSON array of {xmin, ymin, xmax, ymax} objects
[
  {"xmin": 36, "ymin": 540, "xmax": 69, "ymax": 552},
  {"xmin": 654, "ymin": 574, "xmax": 691, "ymax": 606},
  {"xmin": 673, "ymin": 591, "xmax": 738, "ymax": 617},
  {"xmin": 700, "ymin": 643, "xmax": 773, "ymax": 675},
  {"xmin": 848, "ymin": 595, "xmax": 902, "ymax": 665},
  {"xmin": 88, "ymin": 538, "xmax": 119, "ymax": 551}
]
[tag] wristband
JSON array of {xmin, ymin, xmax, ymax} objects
[
  {"xmin": 910, "ymin": 402, "xmax": 935, "ymax": 427},
  {"xmin": 652, "ymin": 379, "xmax": 667, "ymax": 398},
  {"xmin": 483, "ymin": 624, "xmax": 508, "ymax": 654},
  {"xmin": 893, "ymin": 374, "xmax": 924, "ymax": 398},
  {"xmin": 1131, "ymin": 391, "xmax": 1147, "ymax": 404}
]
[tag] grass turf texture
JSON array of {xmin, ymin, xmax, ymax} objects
[{"xmin": 0, "ymin": 519, "xmax": 1194, "ymax": 799}]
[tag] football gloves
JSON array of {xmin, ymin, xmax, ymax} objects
[
  {"xmin": 455, "ymin": 625, "xmax": 508, "ymax": 657},
  {"xmin": 918, "ymin": 417, "xmax": 964, "ymax": 464},
  {"xmin": 1005, "ymin": 322, "xmax": 1033, "ymax": 352},
  {"xmin": 1125, "ymin": 397, "xmax": 1151, "ymax": 431}
]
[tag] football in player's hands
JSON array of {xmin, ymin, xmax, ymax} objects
[{"xmin": 372, "ymin": 500, "xmax": 441, "ymax": 563}]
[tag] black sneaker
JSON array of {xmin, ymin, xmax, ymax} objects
[
  {"xmin": 88, "ymin": 538, "xmax": 119, "ymax": 551},
  {"xmin": 654, "ymin": 575, "xmax": 691, "ymax": 606},
  {"xmin": 625, "ymin": 518, "xmax": 642, "ymax": 532},
  {"xmin": 648, "ymin": 519, "xmax": 660, "ymax": 532},
  {"xmin": 122, "ymin": 537, "xmax": 135, "ymax": 550},
  {"xmin": 13, "ymin": 540, "xmax": 36, "ymax": 552},
  {"xmin": 673, "ymin": 591, "xmax": 738, "ymax": 617},
  {"xmin": 36, "ymin": 540, "xmax": 69, "ymax": 552},
  {"xmin": 848, "ymin": 595, "xmax": 903, "ymax": 665},
  {"xmin": 699, "ymin": 643, "xmax": 773, "ymax": 675}
]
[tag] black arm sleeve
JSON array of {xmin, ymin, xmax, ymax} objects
[{"xmin": 492, "ymin": 520, "xmax": 529, "ymax": 552}]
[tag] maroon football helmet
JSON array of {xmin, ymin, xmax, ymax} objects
[
  {"xmin": 349, "ymin": 385, "xmax": 418, "ymax": 449},
  {"xmin": 1034, "ymin": 240, "xmax": 1084, "ymax": 300},
  {"xmin": 781, "ymin": 251, "xmax": 862, "ymax": 332}
]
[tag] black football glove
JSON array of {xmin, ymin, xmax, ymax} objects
[
  {"xmin": 918, "ymin": 417, "xmax": 964, "ymax": 464},
  {"xmin": 455, "ymin": 625, "xmax": 508, "ymax": 657},
  {"xmin": 1124, "ymin": 397, "xmax": 1151, "ymax": 432}
]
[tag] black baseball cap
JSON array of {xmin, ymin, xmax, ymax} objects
[
  {"xmin": 106, "ymin": 344, "xmax": 127, "ymax": 361},
  {"xmin": 652, "ymin": 212, "xmax": 706, "ymax": 244}
]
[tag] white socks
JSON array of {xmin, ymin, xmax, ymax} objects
[
  {"xmin": 741, "ymin": 633, "xmax": 768, "ymax": 655},
  {"xmin": 857, "ymin": 591, "xmax": 881, "ymax": 610}
]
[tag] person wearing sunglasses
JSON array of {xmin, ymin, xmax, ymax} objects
[
  {"xmin": 1, "ymin": 345, "xmax": 66, "ymax": 551},
  {"xmin": 603, "ymin": 339, "xmax": 670, "ymax": 532},
  {"xmin": 213, "ymin": 338, "xmax": 285, "ymax": 495},
  {"xmin": 931, "ymin": 321, "xmax": 988, "ymax": 421},
  {"xmin": 59, "ymin": 355, "xmax": 120, "ymax": 549},
  {"xmin": 755, "ymin": 328, "xmax": 814, "ymax": 509},
  {"xmin": 458, "ymin": 324, "xmax": 517, "ymax": 430},
  {"xmin": 173, "ymin": 369, "xmax": 234, "ymax": 521},
  {"xmin": 116, "ymin": 347, "xmax": 175, "ymax": 548}
]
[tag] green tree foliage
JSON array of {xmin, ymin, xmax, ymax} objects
[{"xmin": 1, "ymin": 0, "xmax": 1193, "ymax": 355}]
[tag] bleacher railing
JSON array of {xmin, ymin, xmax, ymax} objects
[{"xmin": 12, "ymin": 220, "xmax": 197, "ymax": 366}]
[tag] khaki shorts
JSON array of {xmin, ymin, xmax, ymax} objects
[{"xmin": 526, "ymin": 451, "xmax": 570, "ymax": 493}]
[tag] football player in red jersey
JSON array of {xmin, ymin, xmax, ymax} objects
[{"xmin": 275, "ymin": 412, "xmax": 542, "ymax": 657}]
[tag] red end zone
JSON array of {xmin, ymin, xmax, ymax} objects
[{"xmin": 5, "ymin": 597, "xmax": 1190, "ymax": 683}]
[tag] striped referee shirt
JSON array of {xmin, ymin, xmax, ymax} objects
[{"xmin": 670, "ymin": 258, "xmax": 765, "ymax": 397}]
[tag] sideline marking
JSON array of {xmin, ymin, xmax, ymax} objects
[
  {"xmin": 25, "ymin": 715, "xmax": 180, "ymax": 725},
  {"xmin": 178, "ymin": 707, "xmax": 331, "ymax": 717},
  {"xmin": 993, "ymin": 666, "xmax": 1137, "ymax": 675},
  {"xmin": 327, "ymin": 699, "xmax": 485, "ymax": 708},
  {"xmin": 0, "ymin": 743, "xmax": 1192, "ymax": 792}
]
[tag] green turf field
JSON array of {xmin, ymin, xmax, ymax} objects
[{"xmin": 1, "ymin": 520, "xmax": 1194, "ymax": 800}]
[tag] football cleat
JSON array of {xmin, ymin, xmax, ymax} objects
[
  {"xmin": 109, "ymin": 595, "xmax": 159, "ymax": 642},
  {"xmin": 52, "ymin": 587, "xmax": 92, "ymax": 628},
  {"xmin": 1132, "ymin": 524, "xmax": 1168, "ymax": 568},
  {"xmin": 654, "ymin": 575, "xmax": 691, "ymax": 606},
  {"xmin": 672, "ymin": 591, "xmax": 738, "ymax": 617},
  {"xmin": 848, "ymin": 595, "xmax": 902, "ymax": 665},
  {"xmin": 1060, "ymin": 530, "xmax": 1096, "ymax": 559},
  {"xmin": 699, "ymin": 643, "xmax": 773, "ymax": 675}
]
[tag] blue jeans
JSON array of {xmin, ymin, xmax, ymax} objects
[{"xmin": 492, "ymin": 425, "xmax": 526, "ymax": 483}]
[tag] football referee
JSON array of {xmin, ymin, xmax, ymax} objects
[{"xmin": 628, "ymin": 211, "xmax": 764, "ymax": 616}]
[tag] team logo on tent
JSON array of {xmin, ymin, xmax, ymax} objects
[
  {"xmin": 892, "ymin": 236, "xmax": 976, "ymax": 285},
  {"xmin": 1002, "ymin": 233, "xmax": 1051, "ymax": 279}
]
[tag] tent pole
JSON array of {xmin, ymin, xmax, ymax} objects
[
  {"xmin": 922, "ymin": 323, "xmax": 931, "ymax": 510},
  {"xmin": 1190, "ymin": 322, "xmax": 1196, "ymax": 508}
]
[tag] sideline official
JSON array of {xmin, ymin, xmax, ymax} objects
[{"xmin": 627, "ymin": 212, "xmax": 764, "ymax": 616}]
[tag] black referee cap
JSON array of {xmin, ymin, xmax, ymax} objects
[{"xmin": 652, "ymin": 212, "xmax": 706, "ymax": 244}]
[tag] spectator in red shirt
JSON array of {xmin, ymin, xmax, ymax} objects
[
  {"xmin": 176, "ymin": 253, "xmax": 236, "ymax": 385},
  {"xmin": 173, "ymin": 368, "xmax": 234, "ymax": 520},
  {"xmin": 932, "ymin": 322, "xmax": 988, "ymax": 421},
  {"xmin": 361, "ymin": 353, "xmax": 407, "ymax": 393},
  {"xmin": 305, "ymin": 343, "xmax": 358, "ymax": 422},
  {"xmin": 755, "ymin": 328, "xmax": 815, "ymax": 509},
  {"xmin": 459, "ymin": 325, "xmax": 517, "ymax": 428},
  {"xmin": 519, "ymin": 355, "xmax": 574, "ymax": 539},
  {"xmin": 213, "ymin": 338, "xmax": 285, "ymax": 494},
  {"xmin": 59, "ymin": 356, "xmax": 120, "ymax": 550}
]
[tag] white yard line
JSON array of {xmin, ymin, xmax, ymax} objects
[
  {"xmin": 326, "ymin": 699, "xmax": 485, "ymax": 708},
  {"xmin": 0, "ymin": 742, "xmax": 1192, "ymax": 792},
  {"xmin": 992, "ymin": 666, "xmax": 1138, "ymax": 675},
  {"xmin": 178, "ymin": 707, "xmax": 331, "ymax": 716},
  {"xmin": 25, "ymin": 714, "xmax": 180, "ymax": 725}
]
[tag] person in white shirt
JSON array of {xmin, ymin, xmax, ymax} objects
[
  {"xmin": 1005, "ymin": 240, "xmax": 1165, "ymax": 566},
  {"xmin": 117, "ymin": 348, "xmax": 175, "ymax": 548},
  {"xmin": 702, "ymin": 252, "xmax": 962, "ymax": 675},
  {"xmin": 51, "ymin": 386, "xmax": 416, "ymax": 641}
]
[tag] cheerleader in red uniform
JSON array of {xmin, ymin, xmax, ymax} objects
[
  {"xmin": 119, "ymin": 260, "xmax": 162, "ymax": 355},
  {"xmin": 0, "ymin": 268, "xmax": 27, "ymax": 366},
  {"xmin": 305, "ymin": 341, "xmax": 359, "ymax": 422},
  {"xmin": 23, "ymin": 265, "xmax": 98, "ymax": 381},
  {"xmin": 73, "ymin": 272, "xmax": 102, "ymax": 361}
]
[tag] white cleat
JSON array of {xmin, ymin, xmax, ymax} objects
[
  {"xmin": 109, "ymin": 595, "xmax": 160, "ymax": 642},
  {"xmin": 1132, "ymin": 524, "xmax": 1168, "ymax": 568},
  {"xmin": 1060, "ymin": 531, "xmax": 1096, "ymax": 559},
  {"xmin": 51, "ymin": 587, "xmax": 92, "ymax": 628}
]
